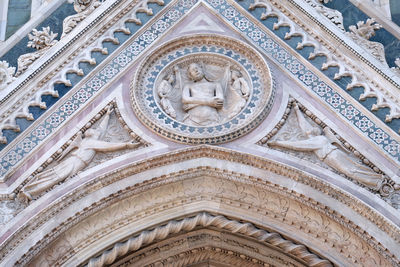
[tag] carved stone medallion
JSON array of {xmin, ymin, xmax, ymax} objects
[{"xmin": 131, "ymin": 35, "xmax": 274, "ymax": 144}]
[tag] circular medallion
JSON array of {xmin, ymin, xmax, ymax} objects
[{"xmin": 131, "ymin": 35, "xmax": 274, "ymax": 144}]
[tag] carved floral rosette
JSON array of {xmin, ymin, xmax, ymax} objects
[{"xmin": 131, "ymin": 35, "xmax": 274, "ymax": 144}]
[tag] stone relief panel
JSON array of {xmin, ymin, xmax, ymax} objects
[
  {"xmin": 155, "ymin": 60, "xmax": 250, "ymax": 126},
  {"xmin": 17, "ymin": 103, "xmax": 146, "ymax": 202},
  {"xmin": 260, "ymin": 99, "xmax": 386, "ymax": 191},
  {"xmin": 131, "ymin": 34, "xmax": 275, "ymax": 144}
]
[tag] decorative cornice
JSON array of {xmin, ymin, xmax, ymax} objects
[
  {"xmin": 61, "ymin": 0, "xmax": 103, "ymax": 38},
  {"xmin": 0, "ymin": 0, "xmax": 164, "ymax": 144},
  {"xmin": 249, "ymin": 0, "xmax": 400, "ymax": 124},
  {"xmin": 1, "ymin": 0, "xmax": 399, "ymax": 182}
]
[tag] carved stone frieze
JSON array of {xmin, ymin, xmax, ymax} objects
[
  {"xmin": 0, "ymin": 0, "xmax": 164, "ymax": 147},
  {"xmin": 249, "ymin": 0, "xmax": 400, "ymax": 123},
  {"xmin": 131, "ymin": 34, "xmax": 274, "ymax": 144},
  {"xmin": 2, "ymin": 147, "xmax": 398, "ymax": 265}
]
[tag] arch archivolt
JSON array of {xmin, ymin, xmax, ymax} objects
[
  {"xmin": 2, "ymin": 146, "xmax": 399, "ymax": 266},
  {"xmin": 108, "ymin": 228, "xmax": 312, "ymax": 267}
]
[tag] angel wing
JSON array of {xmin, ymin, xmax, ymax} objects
[
  {"xmin": 173, "ymin": 66, "xmax": 183, "ymax": 93},
  {"xmin": 166, "ymin": 67, "xmax": 183, "ymax": 102},
  {"xmin": 56, "ymin": 132, "xmax": 83, "ymax": 162},
  {"xmin": 323, "ymin": 127, "xmax": 351, "ymax": 153},
  {"xmin": 220, "ymin": 64, "xmax": 231, "ymax": 95}
]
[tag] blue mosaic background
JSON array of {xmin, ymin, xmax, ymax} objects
[
  {"xmin": 237, "ymin": 0, "xmax": 400, "ymax": 135},
  {"xmin": 1, "ymin": 1, "xmax": 75, "ymax": 67},
  {"xmin": 323, "ymin": 0, "xmax": 400, "ymax": 69},
  {"xmin": 0, "ymin": 0, "xmax": 167, "ymax": 151},
  {"xmin": 1, "ymin": 0, "xmax": 399, "ymax": 178}
]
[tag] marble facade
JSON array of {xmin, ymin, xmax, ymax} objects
[{"xmin": 0, "ymin": 0, "xmax": 399, "ymax": 266}]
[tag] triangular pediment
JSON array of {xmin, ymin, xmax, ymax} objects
[{"xmin": 0, "ymin": 0, "xmax": 399, "ymax": 265}]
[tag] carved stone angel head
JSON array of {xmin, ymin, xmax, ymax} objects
[{"xmin": 187, "ymin": 63, "xmax": 204, "ymax": 82}]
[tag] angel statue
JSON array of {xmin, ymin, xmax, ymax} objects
[
  {"xmin": 225, "ymin": 69, "xmax": 250, "ymax": 119},
  {"xmin": 268, "ymin": 103, "xmax": 383, "ymax": 190},
  {"xmin": 182, "ymin": 63, "xmax": 224, "ymax": 126},
  {"xmin": 18, "ymin": 106, "xmax": 140, "ymax": 202},
  {"xmin": 158, "ymin": 70, "xmax": 177, "ymax": 118}
]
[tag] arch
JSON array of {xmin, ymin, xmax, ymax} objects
[{"xmin": 2, "ymin": 146, "xmax": 398, "ymax": 266}]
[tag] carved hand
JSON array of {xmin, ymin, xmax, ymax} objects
[{"xmin": 212, "ymin": 97, "xmax": 223, "ymax": 108}]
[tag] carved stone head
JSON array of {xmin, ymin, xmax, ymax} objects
[{"xmin": 187, "ymin": 63, "xmax": 204, "ymax": 82}]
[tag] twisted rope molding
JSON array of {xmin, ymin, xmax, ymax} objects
[{"xmin": 87, "ymin": 212, "xmax": 333, "ymax": 267}]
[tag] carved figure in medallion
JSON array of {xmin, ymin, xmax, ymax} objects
[
  {"xmin": 268, "ymin": 103, "xmax": 383, "ymax": 189},
  {"xmin": 18, "ymin": 107, "xmax": 140, "ymax": 202},
  {"xmin": 182, "ymin": 63, "xmax": 224, "ymax": 126},
  {"xmin": 225, "ymin": 69, "xmax": 250, "ymax": 119},
  {"xmin": 158, "ymin": 71, "xmax": 177, "ymax": 118}
]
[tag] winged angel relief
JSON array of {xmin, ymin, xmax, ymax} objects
[
  {"xmin": 156, "ymin": 62, "xmax": 250, "ymax": 126},
  {"xmin": 268, "ymin": 103, "xmax": 383, "ymax": 190},
  {"xmin": 18, "ymin": 107, "xmax": 140, "ymax": 202}
]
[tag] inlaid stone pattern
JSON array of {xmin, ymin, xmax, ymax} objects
[
  {"xmin": 1, "ymin": 0, "xmax": 400, "ymax": 178},
  {"xmin": 131, "ymin": 35, "xmax": 275, "ymax": 144}
]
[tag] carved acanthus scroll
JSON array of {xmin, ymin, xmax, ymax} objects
[
  {"xmin": 61, "ymin": 0, "xmax": 103, "ymax": 38},
  {"xmin": 346, "ymin": 19, "xmax": 388, "ymax": 65},
  {"xmin": 16, "ymin": 27, "xmax": 58, "ymax": 77},
  {"xmin": 305, "ymin": 0, "xmax": 344, "ymax": 31},
  {"xmin": 0, "ymin": 61, "xmax": 16, "ymax": 91}
]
